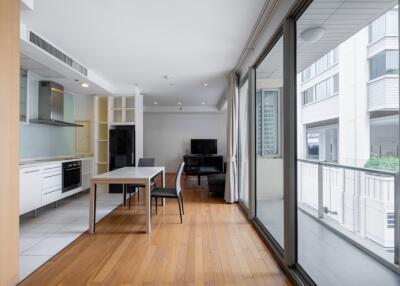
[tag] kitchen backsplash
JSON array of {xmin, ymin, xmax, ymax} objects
[{"xmin": 19, "ymin": 76, "xmax": 75, "ymax": 158}]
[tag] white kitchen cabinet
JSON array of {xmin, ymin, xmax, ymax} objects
[
  {"xmin": 81, "ymin": 158, "xmax": 94, "ymax": 190},
  {"xmin": 19, "ymin": 166, "xmax": 42, "ymax": 215},
  {"xmin": 41, "ymin": 163, "xmax": 62, "ymax": 205}
]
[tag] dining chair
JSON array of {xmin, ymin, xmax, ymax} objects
[
  {"xmin": 127, "ymin": 157, "xmax": 155, "ymax": 209},
  {"xmin": 151, "ymin": 162, "xmax": 185, "ymax": 223}
]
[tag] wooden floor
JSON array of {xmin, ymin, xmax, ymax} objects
[{"xmin": 20, "ymin": 175, "xmax": 290, "ymax": 286}]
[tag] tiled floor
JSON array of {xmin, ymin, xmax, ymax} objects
[{"xmin": 19, "ymin": 187, "xmax": 122, "ymax": 281}]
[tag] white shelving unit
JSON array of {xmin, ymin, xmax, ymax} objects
[
  {"xmin": 94, "ymin": 96, "xmax": 109, "ymax": 175},
  {"xmin": 109, "ymin": 95, "xmax": 135, "ymax": 125},
  {"xmin": 94, "ymin": 89, "xmax": 143, "ymax": 171}
]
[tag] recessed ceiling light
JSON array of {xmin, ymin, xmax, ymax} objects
[
  {"xmin": 81, "ymin": 83, "xmax": 89, "ymax": 88},
  {"xmin": 201, "ymin": 102, "xmax": 206, "ymax": 105},
  {"xmin": 178, "ymin": 102, "xmax": 182, "ymax": 105},
  {"xmin": 154, "ymin": 102, "xmax": 158, "ymax": 105},
  {"xmin": 204, "ymin": 83, "xmax": 208, "ymax": 87}
]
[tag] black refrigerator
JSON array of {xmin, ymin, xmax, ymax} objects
[{"xmin": 109, "ymin": 125, "xmax": 135, "ymax": 193}]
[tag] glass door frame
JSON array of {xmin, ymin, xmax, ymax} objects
[
  {"xmin": 252, "ymin": 31, "xmax": 285, "ymax": 256},
  {"xmin": 246, "ymin": 0, "xmax": 319, "ymax": 285},
  {"xmin": 238, "ymin": 74, "xmax": 250, "ymax": 213}
]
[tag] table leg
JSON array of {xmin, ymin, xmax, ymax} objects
[
  {"xmin": 123, "ymin": 184, "xmax": 127, "ymax": 206},
  {"xmin": 161, "ymin": 170, "xmax": 165, "ymax": 206},
  {"xmin": 89, "ymin": 182, "xmax": 97, "ymax": 234},
  {"xmin": 145, "ymin": 178, "xmax": 151, "ymax": 233}
]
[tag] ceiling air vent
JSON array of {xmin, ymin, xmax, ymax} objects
[{"xmin": 29, "ymin": 31, "xmax": 88, "ymax": 77}]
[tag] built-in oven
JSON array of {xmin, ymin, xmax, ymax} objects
[{"xmin": 62, "ymin": 160, "xmax": 81, "ymax": 193}]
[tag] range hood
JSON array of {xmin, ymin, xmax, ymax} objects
[{"xmin": 30, "ymin": 81, "xmax": 82, "ymax": 127}]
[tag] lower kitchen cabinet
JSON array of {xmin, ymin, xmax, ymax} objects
[
  {"xmin": 19, "ymin": 157, "xmax": 94, "ymax": 216},
  {"xmin": 19, "ymin": 167, "xmax": 42, "ymax": 215}
]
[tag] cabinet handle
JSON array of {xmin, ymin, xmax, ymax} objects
[
  {"xmin": 44, "ymin": 166, "xmax": 61, "ymax": 170},
  {"xmin": 23, "ymin": 169, "xmax": 40, "ymax": 174},
  {"xmin": 43, "ymin": 174, "xmax": 61, "ymax": 179}
]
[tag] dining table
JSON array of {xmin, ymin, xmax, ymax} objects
[{"xmin": 88, "ymin": 166, "xmax": 165, "ymax": 234}]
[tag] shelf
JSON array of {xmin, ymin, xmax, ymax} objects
[
  {"xmin": 98, "ymin": 122, "xmax": 108, "ymax": 125},
  {"xmin": 109, "ymin": 122, "xmax": 135, "ymax": 126},
  {"xmin": 97, "ymin": 162, "xmax": 108, "ymax": 165},
  {"xmin": 97, "ymin": 139, "xmax": 108, "ymax": 142},
  {"xmin": 125, "ymin": 108, "xmax": 135, "ymax": 110}
]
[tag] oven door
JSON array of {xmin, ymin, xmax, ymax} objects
[{"xmin": 62, "ymin": 162, "xmax": 81, "ymax": 192}]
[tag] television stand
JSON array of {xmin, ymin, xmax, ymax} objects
[{"xmin": 183, "ymin": 154, "xmax": 224, "ymax": 185}]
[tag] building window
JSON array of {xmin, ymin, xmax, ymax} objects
[
  {"xmin": 302, "ymin": 73, "xmax": 339, "ymax": 105},
  {"xmin": 333, "ymin": 73, "xmax": 339, "ymax": 93},
  {"xmin": 306, "ymin": 132, "xmax": 320, "ymax": 160},
  {"xmin": 306, "ymin": 126, "xmax": 338, "ymax": 162},
  {"xmin": 369, "ymin": 7, "xmax": 399, "ymax": 43},
  {"xmin": 369, "ymin": 50, "xmax": 399, "ymax": 80},
  {"xmin": 256, "ymin": 90, "xmax": 280, "ymax": 157},
  {"xmin": 315, "ymin": 55, "xmax": 328, "ymax": 74},
  {"xmin": 315, "ymin": 80, "xmax": 327, "ymax": 101},
  {"xmin": 303, "ymin": 87, "xmax": 314, "ymax": 104},
  {"xmin": 302, "ymin": 64, "xmax": 315, "ymax": 82}
]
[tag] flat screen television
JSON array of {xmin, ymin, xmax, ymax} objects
[{"xmin": 191, "ymin": 139, "xmax": 217, "ymax": 155}]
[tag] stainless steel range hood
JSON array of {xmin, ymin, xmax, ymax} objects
[{"xmin": 30, "ymin": 81, "xmax": 82, "ymax": 127}]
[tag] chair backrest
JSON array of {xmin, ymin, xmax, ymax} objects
[
  {"xmin": 175, "ymin": 162, "xmax": 185, "ymax": 195},
  {"xmin": 138, "ymin": 158, "xmax": 155, "ymax": 167}
]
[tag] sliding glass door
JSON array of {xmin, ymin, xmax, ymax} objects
[
  {"xmin": 296, "ymin": 1, "xmax": 400, "ymax": 285},
  {"xmin": 255, "ymin": 36, "xmax": 284, "ymax": 249}
]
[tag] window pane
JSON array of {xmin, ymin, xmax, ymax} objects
[
  {"xmin": 256, "ymin": 91, "xmax": 262, "ymax": 156},
  {"xmin": 256, "ymin": 36, "xmax": 284, "ymax": 249},
  {"xmin": 315, "ymin": 80, "xmax": 327, "ymax": 100},
  {"xmin": 333, "ymin": 73, "xmax": 339, "ymax": 93},
  {"xmin": 369, "ymin": 14, "xmax": 386, "ymax": 43},
  {"xmin": 386, "ymin": 50, "xmax": 399, "ymax": 74},
  {"xmin": 307, "ymin": 132, "xmax": 319, "ymax": 159},
  {"xmin": 369, "ymin": 51, "xmax": 386, "ymax": 79},
  {"xmin": 303, "ymin": 87, "xmax": 314, "ymax": 105},
  {"xmin": 386, "ymin": 9, "xmax": 398, "ymax": 35},
  {"xmin": 315, "ymin": 55, "xmax": 327, "ymax": 74},
  {"xmin": 262, "ymin": 91, "xmax": 279, "ymax": 156}
]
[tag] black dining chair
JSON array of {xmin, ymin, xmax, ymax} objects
[
  {"xmin": 151, "ymin": 162, "xmax": 185, "ymax": 223},
  {"xmin": 127, "ymin": 157, "xmax": 155, "ymax": 209}
]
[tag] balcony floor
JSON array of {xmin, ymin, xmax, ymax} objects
[{"xmin": 258, "ymin": 199, "xmax": 400, "ymax": 286}]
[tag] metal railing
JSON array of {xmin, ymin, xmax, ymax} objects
[{"xmin": 297, "ymin": 158, "xmax": 400, "ymax": 266}]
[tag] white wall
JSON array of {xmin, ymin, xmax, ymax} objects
[{"xmin": 144, "ymin": 112, "xmax": 227, "ymax": 172}]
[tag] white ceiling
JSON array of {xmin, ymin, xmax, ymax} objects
[{"xmin": 21, "ymin": 0, "xmax": 266, "ymax": 107}]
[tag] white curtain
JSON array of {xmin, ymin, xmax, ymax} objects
[{"xmin": 225, "ymin": 72, "xmax": 239, "ymax": 203}]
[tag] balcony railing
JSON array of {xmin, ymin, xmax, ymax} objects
[{"xmin": 297, "ymin": 159, "xmax": 399, "ymax": 266}]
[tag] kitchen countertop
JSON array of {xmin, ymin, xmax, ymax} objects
[{"xmin": 19, "ymin": 155, "xmax": 93, "ymax": 168}]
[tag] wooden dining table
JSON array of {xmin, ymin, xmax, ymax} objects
[{"xmin": 88, "ymin": 166, "xmax": 165, "ymax": 234}]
